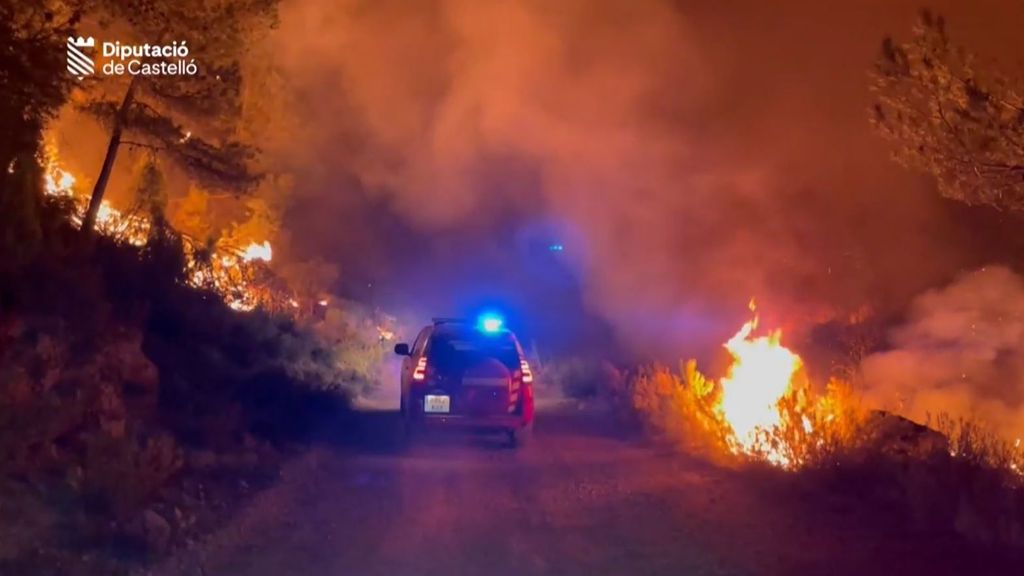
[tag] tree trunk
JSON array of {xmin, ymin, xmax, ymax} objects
[{"xmin": 82, "ymin": 78, "xmax": 138, "ymax": 234}]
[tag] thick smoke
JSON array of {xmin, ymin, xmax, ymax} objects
[
  {"xmin": 264, "ymin": 0, "xmax": 1024, "ymax": 357},
  {"xmin": 861, "ymin": 267, "xmax": 1024, "ymax": 440}
]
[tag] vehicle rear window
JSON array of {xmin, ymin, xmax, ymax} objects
[{"xmin": 426, "ymin": 329, "xmax": 519, "ymax": 371}]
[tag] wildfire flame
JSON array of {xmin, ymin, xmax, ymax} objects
[
  {"xmin": 41, "ymin": 142, "xmax": 280, "ymax": 312},
  {"xmin": 638, "ymin": 300, "xmax": 1020, "ymax": 475},
  {"xmin": 41, "ymin": 144, "xmax": 150, "ymax": 246},
  {"xmin": 241, "ymin": 240, "xmax": 273, "ymax": 263},
  {"xmin": 44, "ymin": 163, "xmax": 76, "ymax": 197},
  {"xmin": 718, "ymin": 315, "xmax": 802, "ymax": 462}
]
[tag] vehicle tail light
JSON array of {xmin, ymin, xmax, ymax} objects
[
  {"xmin": 519, "ymin": 359, "xmax": 533, "ymax": 384},
  {"xmin": 412, "ymin": 357, "xmax": 427, "ymax": 381}
]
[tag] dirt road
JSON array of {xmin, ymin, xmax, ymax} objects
[{"xmin": 152, "ymin": 406, "xmax": 1017, "ymax": 576}]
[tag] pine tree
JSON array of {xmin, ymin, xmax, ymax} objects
[
  {"xmin": 78, "ymin": 0, "xmax": 278, "ymax": 233},
  {"xmin": 871, "ymin": 11, "xmax": 1024, "ymax": 211}
]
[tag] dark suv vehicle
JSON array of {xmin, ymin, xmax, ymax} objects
[{"xmin": 394, "ymin": 317, "xmax": 535, "ymax": 446}]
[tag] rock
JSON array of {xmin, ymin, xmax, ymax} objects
[
  {"xmin": 97, "ymin": 382, "xmax": 128, "ymax": 439},
  {"xmin": 188, "ymin": 450, "xmax": 217, "ymax": 471},
  {"xmin": 859, "ymin": 410, "xmax": 950, "ymax": 462},
  {"xmin": 2, "ymin": 368, "xmax": 32, "ymax": 403},
  {"xmin": 210, "ymin": 451, "xmax": 260, "ymax": 471},
  {"xmin": 66, "ymin": 466, "xmax": 84, "ymax": 491},
  {"xmin": 105, "ymin": 331, "xmax": 159, "ymax": 396},
  {"xmin": 856, "ymin": 411, "xmax": 957, "ymax": 529},
  {"xmin": 141, "ymin": 509, "xmax": 172, "ymax": 554}
]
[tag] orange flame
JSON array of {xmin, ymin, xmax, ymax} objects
[
  {"xmin": 241, "ymin": 240, "xmax": 273, "ymax": 263},
  {"xmin": 718, "ymin": 315, "xmax": 802, "ymax": 464},
  {"xmin": 41, "ymin": 145, "xmax": 150, "ymax": 246},
  {"xmin": 42, "ymin": 141, "xmax": 279, "ymax": 312}
]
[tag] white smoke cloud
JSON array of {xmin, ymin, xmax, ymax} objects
[{"xmin": 861, "ymin": 266, "xmax": 1024, "ymax": 440}]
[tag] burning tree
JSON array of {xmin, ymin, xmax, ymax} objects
[
  {"xmin": 75, "ymin": 0, "xmax": 278, "ymax": 233},
  {"xmin": 24, "ymin": 0, "xmax": 303, "ymax": 311},
  {"xmin": 871, "ymin": 11, "xmax": 1024, "ymax": 212}
]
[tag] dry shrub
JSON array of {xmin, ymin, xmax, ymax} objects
[
  {"xmin": 857, "ymin": 413, "xmax": 1024, "ymax": 546},
  {"xmin": 543, "ymin": 356, "xmax": 624, "ymax": 400},
  {"xmin": 0, "ymin": 385, "xmax": 87, "ymax": 477},
  {"xmin": 929, "ymin": 414, "xmax": 1024, "ymax": 486},
  {"xmin": 82, "ymin": 431, "xmax": 183, "ymax": 518},
  {"xmin": 0, "ymin": 319, "xmax": 182, "ymax": 522},
  {"xmin": 630, "ymin": 361, "xmax": 731, "ymax": 461},
  {"xmin": 766, "ymin": 378, "xmax": 866, "ymax": 468},
  {"xmin": 0, "ymin": 321, "xmax": 85, "ymax": 477}
]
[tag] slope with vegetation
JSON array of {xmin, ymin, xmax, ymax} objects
[{"xmin": 0, "ymin": 0, "xmax": 392, "ymax": 571}]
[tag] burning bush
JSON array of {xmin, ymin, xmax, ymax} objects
[
  {"xmin": 629, "ymin": 302, "xmax": 1024, "ymax": 546},
  {"xmin": 929, "ymin": 414, "xmax": 1024, "ymax": 483},
  {"xmin": 631, "ymin": 308, "xmax": 865, "ymax": 469},
  {"xmin": 631, "ymin": 362, "xmax": 731, "ymax": 461}
]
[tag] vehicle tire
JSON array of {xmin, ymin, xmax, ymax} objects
[{"xmin": 508, "ymin": 422, "xmax": 534, "ymax": 449}]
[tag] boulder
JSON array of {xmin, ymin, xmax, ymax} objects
[
  {"xmin": 104, "ymin": 332, "xmax": 159, "ymax": 396},
  {"xmin": 859, "ymin": 410, "xmax": 949, "ymax": 462},
  {"xmin": 856, "ymin": 411, "xmax": 956, "ymax": 529},
  {"xmin": 141, "ymin": 509, "xmax": 172, "ymax": 554},
  {"xmin": 96, "ymin": 382, "xmax": 127, "ymax": 439}
]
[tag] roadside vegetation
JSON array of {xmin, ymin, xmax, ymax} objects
[
  {"xmin": 0, "ymin": 1, "xmax": 393, "ymax": 571},
  {"xmin": 0, "ymin": 154, "xmax": 393, "ymax": 572},
  {"xmin": 628, "ymin": 359, "xmax": 1024, "ymax": 548},
  {"xmin": 628, "ymin": 8, "xmax": 1024, "ymax": 551}
]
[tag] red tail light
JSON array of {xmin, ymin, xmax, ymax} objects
[
  {"xmin": 412, "ymin": 357, "xmax": 427, "ymax": 381},
  {"xmin": 519, "ymin": 359, "xmax": 534, "ymax": 384}
]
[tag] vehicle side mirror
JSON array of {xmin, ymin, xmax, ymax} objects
[{"xmin": 394, "ymin": 343, "xmax": 411, "ymax": 356}]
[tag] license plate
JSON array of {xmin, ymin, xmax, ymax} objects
[{"xmin": 424, "ymin": 395, "xmax": 450, "ymax": 414}]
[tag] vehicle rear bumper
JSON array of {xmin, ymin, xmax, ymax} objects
[{"xmin": 414, "ymin": 412, "xmax": 529, "ymax": 431}]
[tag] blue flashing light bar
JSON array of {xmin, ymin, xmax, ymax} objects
[{"xmin": 478, "ymin": 314, "xmax": 504, "ymax": 333}]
